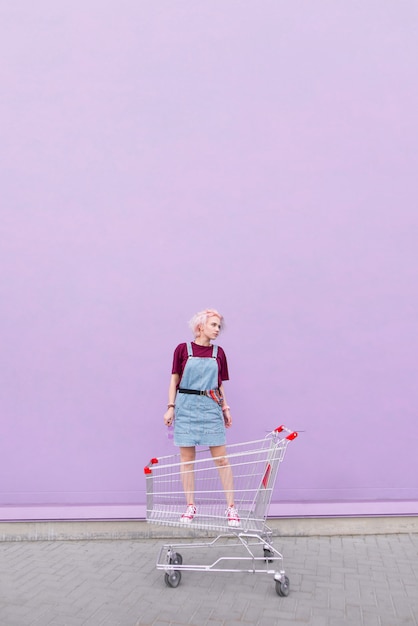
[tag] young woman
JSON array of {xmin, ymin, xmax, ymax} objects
[{"xmin": 163, "ymin": 309, "xmax": 240, "ymax": 527}]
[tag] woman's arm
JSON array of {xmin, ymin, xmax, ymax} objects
[
  {"xmin": 219, "ymin": 383, "xmax": 232, "ymax": 428},
  {"xmin": 163, "ymin": 373, "xmax": 180, "ymax": 426}
]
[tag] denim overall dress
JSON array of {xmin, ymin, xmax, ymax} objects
[{"xmin": 174, "ymin": 342, "xmax": 225, "ymax": 447}]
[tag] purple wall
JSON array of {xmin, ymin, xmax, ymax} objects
[{"xmin": 1, "ymin": 2, "xmax": 418, "ymax": 520}]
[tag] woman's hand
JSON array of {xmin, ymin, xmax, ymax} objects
[
  {"xmin": 219, "ymin": 385, "xmax": 232, "ymax": 428},
  {"xmin": 223, "ymin": 408, "xmax": 232, "ymax": 428},
  {"xmin": 164, "ymin": 406, "xmax": 174, "ymax": 426},
  {"xmin": 164, "ymin": 375, "xmax": 179, "ymax": 427}
]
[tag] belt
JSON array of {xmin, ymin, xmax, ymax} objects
[{"xmin": 178, "ymin": 388, "xmax": 207, "ymax": 395}]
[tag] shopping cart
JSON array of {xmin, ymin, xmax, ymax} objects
[{"xmin": 144, "ymin": 425, "xmax": 298, "ymax": 596}]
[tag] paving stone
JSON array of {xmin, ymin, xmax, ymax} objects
[{"xmin": 0, "ymin": 534, "xmax": 418, "ymax": 625}]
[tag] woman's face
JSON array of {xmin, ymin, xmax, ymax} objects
[{"xmin": 199, "ymin": 315, "xmax": 222, "ymax": 342}]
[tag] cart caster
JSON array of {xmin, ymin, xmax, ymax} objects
[
  {"xmin": 164, "ymin": 570, "xmax": 182, "ymax": 588},
  {"xmin": 169, "ymin": 552, "xmax": 183, "ymax": 565},
  {"xmin": 264, "ymin": 548, "xmax": 274, "ymax": 563},
  {"xmin": 275, "ymin": 575, "xmax": 290, "ymax": 597}
]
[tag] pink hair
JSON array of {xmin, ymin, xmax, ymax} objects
[{"xmin": 188, "ymin": 309, "xmax": 225, "ymax": 338}]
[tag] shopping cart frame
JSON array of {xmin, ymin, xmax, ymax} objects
[{"xmin": 144, "ymin": 425, "xmax": 298, "ymax": 596}]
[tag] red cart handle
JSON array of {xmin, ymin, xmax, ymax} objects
[
  {"xmin": 275, "ymin": 425, "xmax": 298, "ymax": 440},
  {"xmin": 144, "ymin": 458, "xmax": 159, "ymax": 474}
]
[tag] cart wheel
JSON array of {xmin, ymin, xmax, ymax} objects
[
  {"xmin": 169, "ymin": 552, "xmax": 183, "ymax": 565},
  {"xmin": 264, "ymin": 548, "xmax": 274, "ymax": 562},
  {"xmin": 164, "ymin": 570, "xmax": 182, "ymax": 588},
  {"xmin": 275, "ymin": 575, "xmax": 290, "ymax": 597}
]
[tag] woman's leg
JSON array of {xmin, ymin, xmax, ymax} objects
[
  {"xmin": 210, "ymin": 445, "xmax": 234, "ymax": 506},
  {"xmin": 179, "ymin": 446, "xmax": 196, "ymax": 504}
]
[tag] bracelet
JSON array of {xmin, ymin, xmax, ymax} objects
[
  {"xmin": 167, "ymin": 403, "xmax": 175, "ymax": 409},
  {"xmin": 222, "ymin": 405, "xmax": 230, "ymax": 412}
]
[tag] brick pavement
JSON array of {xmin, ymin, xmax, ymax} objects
[{"xmin": 0, "ymin": 533, "xmax": 418, "ymax": 625}]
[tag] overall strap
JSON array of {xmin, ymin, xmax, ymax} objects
[
  {"xmin": 186, "ymin": 342, "xmax": 193, "ymax": 357},
  {"xmin": 211, "ymin": 344, "xmax": 218, "ymax": 358}
]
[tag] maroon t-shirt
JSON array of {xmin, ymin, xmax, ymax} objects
[{"xmin": 171, "ymin": 342, "xmax": 229, "ymax": 388}]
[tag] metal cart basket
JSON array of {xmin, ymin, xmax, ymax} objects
[{"xmin": 144, "ymin": 425, "xmax": 298, "ymax": 595}]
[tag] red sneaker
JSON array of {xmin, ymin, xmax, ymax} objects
[
  {"xmin": 180, "ymin": 504, "xmax": 197, "ymax": 524},
  {"xmin": 226, "ymin": 505, "xmax": 240, "ymax": 527}
]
